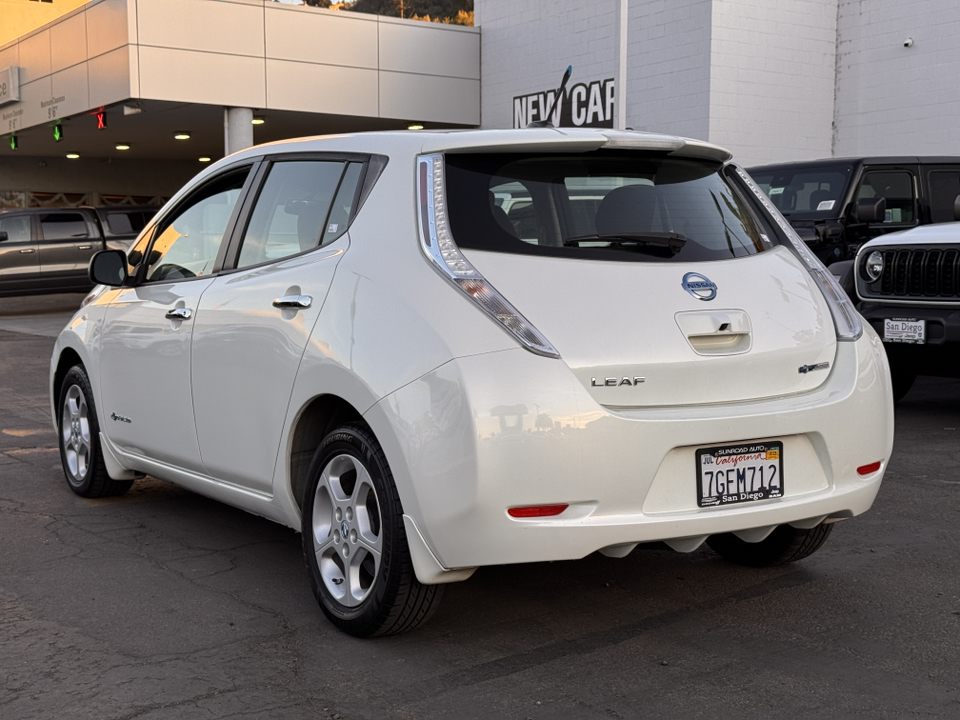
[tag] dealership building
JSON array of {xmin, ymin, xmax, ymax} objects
[{"xmin": 2, "ymin": 0, "xmax": 960, "ymax": 205}]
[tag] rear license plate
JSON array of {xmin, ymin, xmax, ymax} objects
[
  {"xmin": 697, "ymin": 441, "xmax": 784, "ymax": 508},
  {"xmin": 884, "ymin": 318, "xmax": 925, "ymax": 344}
]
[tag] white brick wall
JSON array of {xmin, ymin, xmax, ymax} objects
[
  {"xmin": 627, "ymin": 0, "xmax": 713, "ymax": 140},
  {"xmin": 477, "ymin": 0, "xmax": 960, "ymax": 164},
  {"xmin": 834, "ymin": 0, "xmax": 960, "ymax": 157},
  {"xmin": 476, "ymin": 0, "xmax": 619, "ymax": 130},
  {"xmin": 708, "ymin": 0, "xmax": 837, "ymax": 165}
]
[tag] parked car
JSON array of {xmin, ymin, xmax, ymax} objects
[
  {"xmin": 0, "ymin": 205, "xmax": 158, "ymax": 297},
  {"xmin": 50, "ymin": 129, "xmax": 894, "ymax": 637},
  {"xmin": 748, "ymin": 156, "xmax": 960, "ymax": 264},
  {"xmin": 851, "ymin": 223, "xmax": 960, "ymax": 401}
]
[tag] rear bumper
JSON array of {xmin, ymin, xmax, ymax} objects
[
  {"xmin": 366, "ymin": 328, "xmax": 893, "ymax": 574},
  {"xmin": 859, "ymin": 301, "xmax": 960, "ymax": 378}
]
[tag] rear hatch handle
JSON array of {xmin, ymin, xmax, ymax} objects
[{"xmin": 675, "ymin": 309, "xmax": 752, "ymax": 355}]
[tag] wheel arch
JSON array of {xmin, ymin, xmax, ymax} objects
[
  {"xmin": 52, "ymin": 346, "xmax": 85, "ymax": 429},
  {"xmin": 288, "ymin": 394, "xmax": 365, "ymax": 513}
]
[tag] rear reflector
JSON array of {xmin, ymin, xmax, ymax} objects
[
  {"xmin": 857, "ymin": 461, "xmax": 882, "ymax": 476},
  {"xmin": 507, "ymin": 504, "xmax": 568, "ymax": 518}
]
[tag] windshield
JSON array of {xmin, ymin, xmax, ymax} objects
[
  {"xmin": 445, "ymin": 152, "xmax": 774, "ymax": 263},
  {"xmin": 749, "ymin": 164, "xmax": 853, "ymax": 216}
]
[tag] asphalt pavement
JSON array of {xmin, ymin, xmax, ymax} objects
[{"xmin": 1, "ymin": 295, "xmax": 958, "ymax": 719}]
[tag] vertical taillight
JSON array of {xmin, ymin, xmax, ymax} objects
[
  {"xmin": 735, "ymin": 167, "xmax": 863, "ymax": 342},
  {"xmin": 416, "ymin": 154, "xmax": 560, "ymax": 358}
]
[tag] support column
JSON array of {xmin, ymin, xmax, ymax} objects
[
  {"xmin": 616, "ymin": 0, "xmax": 629, "ymax": 130},
  {"xmin": 224, "ymin": 107, "xmax": 254, "ymax": 156}
]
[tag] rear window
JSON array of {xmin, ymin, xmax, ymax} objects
[
  {"xmin": 104, "ymin": 210, "xmax": 156, "ymax": 236},
  {"xmin": 445, "ymin": 152, "xmax": 773, "ymax": 263},
  {"xmin": 40, "ymin": 213, "xmax": 89, "ymax": 241},
  {"xmin": 749, "ymin": 165, "xmax": 853, "ymax": 215}
]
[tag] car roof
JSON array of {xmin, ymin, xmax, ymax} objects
[
  {"xmin": 217, "ymin": 127, "xmax": 732, "ymax": 167},
  {"xmin": 160, "ymin": 128, "xmax": 733, "ymax": 217},
  {"xmin": 749, "ymin": 156, "xmax": 960, "ymax": 172}
]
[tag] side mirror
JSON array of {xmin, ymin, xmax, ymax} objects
[
  {"xmin": 0, "ymin": 231, "xmax": 7, "ymax": 242},
  {"xmin": 89, "ymin": 250, "xmax": 128, "ymax": 287},
  {"xmin": 953, "ymin": 194, "xmax": 960, "ymax": 221},
  {"xmin": 854, "ymin": 197, "xmax": 886, "ymax": 224}
]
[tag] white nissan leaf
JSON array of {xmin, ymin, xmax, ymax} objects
[{"xmin": 50, "ymin": 129, "xmax": 894, "ymax": 637}]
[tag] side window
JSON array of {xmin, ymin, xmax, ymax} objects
[
  {"xmin": 235, "ymin": 160, "xmax": 361, "ymax": 270},
  {"xmin": 0, "ymin": 215, "xmax": 31, "ymax": 243},
  {"xmin": 40, "ymin": 213, "xmax": 89, "ymax": 241},
  {"xmin": 145, "ymin": 168, "xmax": 249, "ymax": 282},
  {"xmin": 927, "ymin": 170, "xmax": 960, "ymax": 223},
  {"xmin": 856, "ymin": 171, "xmax": 916, "ymax": 224}
]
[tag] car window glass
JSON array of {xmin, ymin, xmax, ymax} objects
[
  {"xmin": 145, "ymin": 168, "xmax": 249, "ymax": 282},
  {"xmin": 40, "ymin": 213, "xmax": 89, "ymax": 241},
  {"xmin": 562, "ymin": 177, "xmax": 651, "ymax": 240},
  {"xmin": 106, "ymin": 210, "xmax": 154, "ymax": 236},
  {"xmin": 856, "ymin": 171, "xmax": 916, "ymax": 224},
  {"xmin": 750, "ymin": 168, "xmax": 852, "ymax": 214},
  {"xmin": 0, "ymin": 215, "xmax": 31, "ymax": 243},
  {"xmin": 322, "ymin": 162, "xmax": 363, "ymax": 246},
  {"xmin": 927, "ymin": 170, "xmax": 960, "ymax": 223},
  {"xmin": 448, "ymin": 152, "xmax": 771, "ymax": 263},
  {"xmin": 236, "ymin": 161, "xmax": 349, "ymax": 269}
]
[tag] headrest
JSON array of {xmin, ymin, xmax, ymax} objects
[{"xmin": 595, "ymin": 184, "xmax": 659, "ymax": 235}]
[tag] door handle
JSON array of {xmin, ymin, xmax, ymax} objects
[
  {"xmin": 19, "ymin": 248, "xmax": 35, "ymax": 254},
  {"xmin": 272, "ymin": 295, "xmax": 312, "ymax": 309},
  {"xmin": 78, "ymin": 245, "xmax": 92, "ymax": 250},
  {"xmin": 165, "ymin": 307, "xmax": 192, "ymax": 320}
]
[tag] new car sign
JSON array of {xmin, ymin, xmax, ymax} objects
[{"xmin": 513, "ymin": 78, "xmax": 615, "ymax": 128}]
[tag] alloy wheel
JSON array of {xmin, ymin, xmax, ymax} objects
[
  {"xmin": 311, "ymin": 453, "xmax": 383, "ymax": 607},
  {"xmin": 61, "ymin": 384, "xmax": 91, "ymax": 484}
]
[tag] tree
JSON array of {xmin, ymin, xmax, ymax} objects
[{"xmin": 345, "ymin": 0, "xmax": 473, "ymax": 24}]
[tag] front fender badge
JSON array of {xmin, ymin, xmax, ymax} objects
[
  {"xmin": 682, "ymin": 272, "xmax": 717, "ymax": 301},
  {"xmin": 798, "ymin": 362, "xmax": 830, "ymax": 374}
]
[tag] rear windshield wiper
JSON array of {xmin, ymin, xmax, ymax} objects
[{"xmin": 562, "ymin": 232, "xmax": 689, "ymax": 256}]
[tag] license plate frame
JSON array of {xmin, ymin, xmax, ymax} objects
[
  {"xmin": 697, "ymin": 441, "xmax": 784, "ymax": 508},
  {"xmin": 883, "ymin": 318, "xmax": 925, "ymax": 344}
]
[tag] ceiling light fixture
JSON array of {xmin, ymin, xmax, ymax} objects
[
  {"xmin": 198, "ymin": 156, "xmax": 212, "ymax": 163},
  {"xmin": 252, "ymin": 116, "xmax": 265, "ymax": 125},
  {"xmin": 407, "ymin": 123, "xmax": 424, "ymax": 130},
  {"xmin": 174, "ymin": 132, "xmax": 191, "ymax": 141},
  {"xmin": 116, "ymin": 143, "xmax": 131, "ymax": 151},
  {"xmin": 66, "ymin": 153, "xmax": 80, "ymax": 159}
]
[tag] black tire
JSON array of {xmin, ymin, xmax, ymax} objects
[
  {"xmin": 57, "ymin": 365, "xmax": 134, "ymax": 498},
  {"xmin": 706, "ymin": 523, "xmax": 833, "ymax": 568},
  {"xmin": 301, "ymin": 422, "xmax": 444, "ymax": 637},
  {"xmin": 891, "ymin": 369, "xmax": 916, "ymax": 404}
]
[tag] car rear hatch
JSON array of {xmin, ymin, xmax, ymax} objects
[
  {"xmin": 463, "ymin": 247, "xmax": 836, "ymax": 407},
  {"xmin": 433, "ymin": 145, "xmax": 838, "ymax": 408}
]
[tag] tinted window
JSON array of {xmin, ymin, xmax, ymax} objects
[
  {"xmin": 236, "ymin": 160, "xmax": 356, "ymax": 270},
  {"xmin": 750, "ymin": 166, "xmax": 853, "ymax": 214},
  {"xmin": 145, "ymin": 168, "xmax": 249, "ymax": 282},
  {"xmin": 40, "ymin": 213, "xmax": 89, "ymax": 241},
  {"xmin": 856, "ymin": 171, "xmax": 916, "ymax": 224},
  {"xmin": 0, "ymin": 215, "xmax": 31, "ymax": 243},
  {"xmin": 445, "ymin": 152, "xmax": 772, "ymax": 263},
  {"xmin": 927, "ymin": 170, "xmax": 960, "ymax": 223},
  {"xmin": 105, "ymin": 210, "xmax": 155, "ymax": 236}
]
